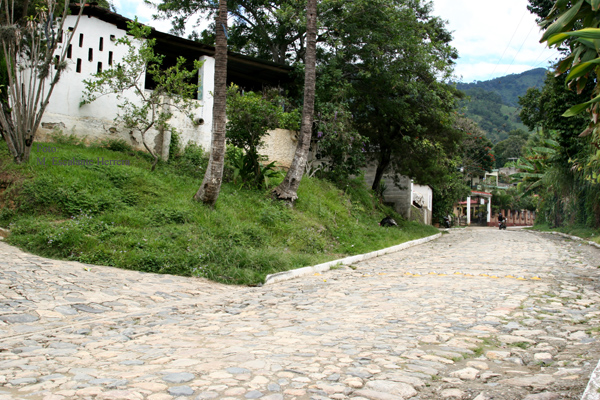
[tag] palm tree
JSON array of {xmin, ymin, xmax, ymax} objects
[
  {"xmin": 272, "ymin": 0, "xmax": 317, "ymax": 203},
  {"xmin": 194, "ymin": 0, "xmax": 228, "ymax": 206}
]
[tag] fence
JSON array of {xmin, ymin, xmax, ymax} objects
[{"xmin": 488, "ymin": 210, "xmax": 536, "ymax": 227}]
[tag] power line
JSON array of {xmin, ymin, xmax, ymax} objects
[
  {"xmin": 529, "ymin": 45, "xmax": 549, "ymax": 68},
  {"xmin": 504, "ymin": 22, "xmax": 536, "ymax": 75},
  {"xmin": 490, "ymin": 9, "xmax": 529, "ymax": 78},
  {"xmin": 532, "ymin": 51, "xmax": 558, "ymax": 69}
]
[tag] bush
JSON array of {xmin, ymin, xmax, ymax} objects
[
  {"xmin": 102, "ymin": 138, "xmax": 133, "ymax": 153},
  {"xmin": 50, "ymin": 129, "xmax": 84, "ymax": 146},
  {"xmin": 226, "ymin": 85, "xmax": 299, "ymax": 188},
  {"xmin": 169, "ymin": 143, "xmax": 208, "ymax": 179}
]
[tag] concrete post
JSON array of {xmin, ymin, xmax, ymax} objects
[
  {"xmin": 409, "ymin": 180, "xmax": 414, "ymax": 221},
  {"xmin": 467, "ymin": 196, "xmax": 471, "ymax": 225},
  {"xmin": 487, "ymin": 199, "xmax": 491, "ymax": 224}
]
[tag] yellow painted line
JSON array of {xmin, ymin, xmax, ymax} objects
[{"xmin": 392, "ymin": 271, "xmax": 543, "ymax": 281}]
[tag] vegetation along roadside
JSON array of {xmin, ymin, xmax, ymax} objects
[{"xmin": 0, "ymin": 137, "xmax": 437, "ymax": 286}]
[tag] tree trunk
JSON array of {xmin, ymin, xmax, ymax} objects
[
  {"xmin": 0, "ymin": 1, "xmax": 83, "ymax": 164},
  {"xmin": 371, "ymin": 148, "xmax": 391, "ymax": 193},
  {"xmin": 272, "ymin": 0, "xmax": 317, "ymax": 204},
  {"xmin": 194, "ymin": 0, "xmax": 227, "ymax": 206}
]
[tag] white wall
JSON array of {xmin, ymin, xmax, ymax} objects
[
  {"xmin": 412, "ymin": 184, "xmax": 433, "ymax": 225},
  {"xmin": 41, "ymin": 14, "xmax": 208, "ymax": 158},
  {"xmin": 37, "ymin": 15, "xmax": 298, "ymax": 166}
]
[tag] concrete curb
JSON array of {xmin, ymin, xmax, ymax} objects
[
  {"xmin": 582, "ymin": 359, "xmax": 600, "ymax": 400},
  {"xmin": 531, "ymin": 230, "xmax": 600, "ymax": 250},
  {"xmin": 264, "ymin": 232, "xmax": 442, "ymax": 285},
  {"xmin": 533, "ymin": 229, "xmax": 600, "ymax": 400}
]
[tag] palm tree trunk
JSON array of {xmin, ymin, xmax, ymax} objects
[
  {"xmin": 194, "ymin": 0, "xmax": 227, "ymax": 206},
  {"xmin": 272, "ymin": 0, "xmax": 317, "ymax": 204}
]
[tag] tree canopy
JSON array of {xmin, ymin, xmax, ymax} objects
[
  {"xmin": 148, "ymin": 0, "xmax": 475, "ymax": 214},
  {"xmin": 148, "ymin": 0, "xmax": 307, "ymax": 64},
  {"xmin": 315, "ymin": 0, "xmax": 461, "ymax": 191}
]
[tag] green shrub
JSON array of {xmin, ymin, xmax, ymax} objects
[
  {"xmin": 102, "ymin": 138, "xmax": 134, "ymax": 153},
  {"xmin": 169, "ymin": 129, "xmax": 181, "ymax": 158},
  {"xmin": 0, "ymin": 207, "xmax": 15, "ymax": 227},
  {"xmin": 50, "ymin": 129, "xmax": 84, "ymax": 146},
  {"xmin": 170, "ymin": 143, "xmax": 208, "ymax": 179}
]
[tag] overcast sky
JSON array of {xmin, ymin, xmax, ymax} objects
[{"xmin": 113, "ymin": 0, "xmax": 560, "ymax": 83}]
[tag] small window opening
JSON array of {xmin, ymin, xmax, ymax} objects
[
  {"xmin": 108, "ymin": 51, "xmax": 113, "ymax": 66},
  {"xmin": 79, "ymin": 33, "xmax": 83, "ymax": 47},
  {"xmin": 68, "ymin": 26, "xmax": 74, "ymax": 32},
  {"xmin": 110, "ymin": 34, "xmax": 116, "ymax": 41},
  {"xmin": 76, "ymin": 58, "xmax": 82, "ymax": 73},
  {"xmin": 57, "ymin": 30, "xmax": 63, "ymax": 43},
  {"xmin": 99, "ymin": 37, "xmax": 104, "ymax": 51},
  {"xmin": 54, "ymin": 55, "xmax": 60, "ymax": 70},
  {"xmin": 97, "ymin": 62, "xmax": 102, "ymax": 73},
  {"xmin": 67, "ymin": 44, "xmax": 72, "ymax": 59},
  {"xmin": 88, "ymin": 48, "xmax": 93, "ymax": 62}
]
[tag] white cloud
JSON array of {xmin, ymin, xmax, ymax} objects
[
  {"xmin": 115, "ymin": 0, "xmax": 560, "ymax": 82},
  {"xmin": 114, "ymin": 0, "xmax": 203, "ymax": 36},
  {"xmin": 432, "ymin": 0, "xmax": 560, "ymax": 82}
]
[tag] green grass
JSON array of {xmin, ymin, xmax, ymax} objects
[
  {"xmin": 0, "ymin": 138, "xmax": 437, "ymax": 285},
  {"xmin": 532, "ymin": 223, "xmax": 600, "ymax": 244}
]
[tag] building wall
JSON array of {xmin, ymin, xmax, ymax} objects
[
  {"xmin": 259, "ymin": 129, "xmax": 298, "ymax": 169},
  {"xmin": 41, "ymin": 14, "xmax": 208, "ymax": 158},
  {"xmin": 362, "ymin": 166, "xmax": 432, "ymax": 224},
  {"xmin": 412, "ymin": 184, "xmax": 432, "ymax": 225},
  {"xmin": 38, "ymin": 15, "xmax": 295, "ymax": 166}
]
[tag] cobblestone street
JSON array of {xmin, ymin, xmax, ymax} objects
[{"xmin": 1, "ymin": 227, "xmax": 600, "ymax": 400}]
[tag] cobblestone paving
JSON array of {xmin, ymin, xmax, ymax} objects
[{"xmin": 1, "ymin": 228, "xmax": 600, "ymax": 400}]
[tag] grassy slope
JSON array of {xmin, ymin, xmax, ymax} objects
[
  {"xmin": 0, "ymin": 139, "xmax": 437, "ymax": 285},
  {"xmin": 531, "ymin": 223, "xmax": 600, "ymax": 245}
]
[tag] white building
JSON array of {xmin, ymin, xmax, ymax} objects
[
  {"xmin": 362, "ymin": 167, "xmax": 433, "ymax": 225},
  {"xmin": 40, "ymin": 5, "xmax": 295, "ymax": 163}
]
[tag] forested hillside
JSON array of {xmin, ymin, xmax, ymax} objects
[
  {"xmin": 456, "ymin": 68, "xmax": 548, "ymax": 143},
  {"xmin": 457, "ymin": 68, "xmax": 547, "ymax": 107}
]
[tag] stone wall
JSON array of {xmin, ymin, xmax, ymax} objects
[{"xmin": 363, "ymin": 166, "xmax": 412, "ymax": 218}]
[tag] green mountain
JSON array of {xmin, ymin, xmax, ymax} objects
[
  {"xmin": 457, "ymin": 68, "xmax": 548, "ymax": 107},
  {"xmin": 455, "ymin": 68, "xmax": 548, "ymax": 143}
]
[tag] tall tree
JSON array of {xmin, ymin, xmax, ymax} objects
[
  {"xmin": 318, "ymin": 0, "xmax": 459, "ymax": 192},
  {"xmin": 520, "ymin": 0, "xmax": 600, "ymax": 227},
  {"xmin": 0, "ymin": 0, "xmax": 83, "ymax": 163},
  {"xmin": 194, "ymin": 0, "xmax": 228, "ymax": 205},
  {"xmin": 272, "ymin": 0, "xmax": 317, "ymax": 203}
]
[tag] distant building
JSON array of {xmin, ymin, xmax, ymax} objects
[{"xmin": 39, "ymin": 5, "xmax": 295, "ymax": 164}]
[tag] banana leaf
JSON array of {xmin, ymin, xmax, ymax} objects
[
  {"xmin": 565, "ymin": 57, "xmax": 600, "ymax": 80},
  {"xmin": 542, "ymin": 0, "xmax": 584, "ymax": 43},
  {"xmin": 562, "ymin": 93, "xmax": 600, "ymax": 117}
]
